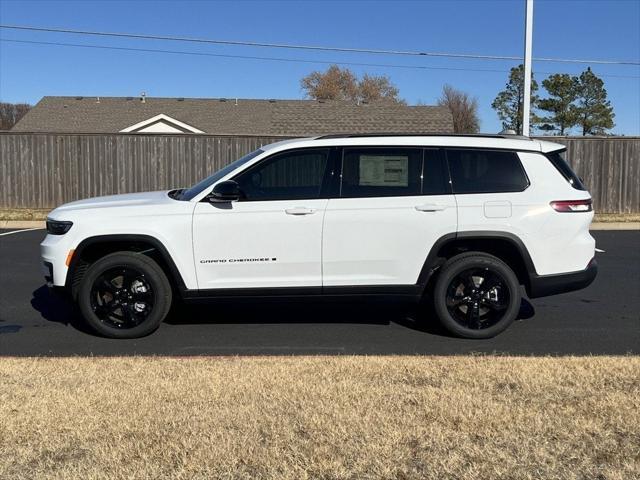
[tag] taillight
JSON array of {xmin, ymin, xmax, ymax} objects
[{"xmin": 550, "ymin": 199, "xmax": 593, "ymax": 213}]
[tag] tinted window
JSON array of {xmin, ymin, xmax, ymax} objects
[
  {"xmin": 546, "ymin": 150, "xmax": 587, "ymax": 191},
  {"xmin": 340, "ymin": 148, "xmax": 422, "ymax": 198},
  {"xmin": 447, "ymin": 149, "xmax": 529, "ymax": 194},
  {"xmin": 234, "ymin": 149, "xmax": 329, "ymax": 201},
  {"xmin": 180, "ymin": 149, "xmax": 263, "ymax": 200},
  {"xmin": 422, "ymin": 148, "xmax": 450, "ymax": 195}
]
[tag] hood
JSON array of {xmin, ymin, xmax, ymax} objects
[{"xmin": 51, "ymin": 190, "xmax": 175, "ymax": 214}]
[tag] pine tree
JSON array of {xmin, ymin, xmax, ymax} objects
[
  {"xmin": 538, "ymin": 73, "xmax": 579, "ymax": 135},
  {"xmin": 575, "ymin": 68, "xmax": 615, "ymax": 135},
  {"xmin": 491, "ymin": 65, "xmax": 539, "ymax": 135}
]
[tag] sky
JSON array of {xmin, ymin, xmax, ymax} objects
[{"xmin": 0, "ymin": 0, "xmax": 638, "ymax": 135}]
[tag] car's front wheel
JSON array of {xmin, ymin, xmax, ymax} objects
[
  {"xmin": 432, "ymin": 252, "xmax": 521, "ymax": 339},
  {"xmin": 77, "ymin": 252, "xmax": 172, "ymax": 338}
]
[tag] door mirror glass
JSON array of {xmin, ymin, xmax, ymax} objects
[{"xmin": 208, "ymin": 180, "xmax": 242, "ymax": 202}]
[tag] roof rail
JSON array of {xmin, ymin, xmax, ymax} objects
[{"xmin": 315, "ymin": 133, "xmax": 532, "ymax": 140}]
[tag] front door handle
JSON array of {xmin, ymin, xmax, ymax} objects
[
  {"xmin": 415, "ymin": 204, "xmax": 446, "ymax": 212},
  {"xmin": 285, "ymin": 207, "xmax": 316, "ymax": 215}
]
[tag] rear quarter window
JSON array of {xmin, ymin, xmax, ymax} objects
[
  {"xmin": 545, "ymin": 150, "xmax": 587, "ymax": 191},
  {"xmin": 446, "ymin": 149, "xmax": 529, "ymax": 194}
]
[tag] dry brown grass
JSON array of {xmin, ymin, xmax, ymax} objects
[
  {"xmin": 593, "ymin": 213, "xmax": 640, "ymax": 223},
  {"xmin": 0, "ymin": 208, "xmax": 49, "ymax": 221},
  {"xmin": 0, "ymin": 356, "xmax": 638, "ymax": 480}
]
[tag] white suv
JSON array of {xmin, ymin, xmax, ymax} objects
[{"xmin": 41, "ymin": 134, "xmax": 597, "ymax": 339}]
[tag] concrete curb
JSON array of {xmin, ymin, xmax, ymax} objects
[
  {"xmin": 1, "ymin": 220, "xmax": 639, "ymax": 231},
  {"xmin": 589, "ymin": 222, "xmax": 640, "ymax": 231}
]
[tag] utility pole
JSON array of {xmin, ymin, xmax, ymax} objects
[{"xmin": 522, "ymin": 0, "xmax": 534, "ymax": 136}]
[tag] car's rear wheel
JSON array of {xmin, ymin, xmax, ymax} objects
[
  {"xmin": 432, "ymin": 252, "xmax": 521, "ymax": 339},
  {"xmin": 77, "ymin": 252, "xmax": 172, "ymax": 338}
]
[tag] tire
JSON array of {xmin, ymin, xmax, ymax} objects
[
  {"xmin": 431, "ymin": 252, "xmax": 521, "ymax": 339},
  {"xmin": 77, "ymin": 251, "xmax": 172, "ymax": 338}
]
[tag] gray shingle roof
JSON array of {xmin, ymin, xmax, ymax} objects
[{"xmin": 12, "ymin": 96, "xmax": 453, "ymax": 135}]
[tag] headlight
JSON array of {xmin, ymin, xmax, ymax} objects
[{"xmin": 46, "ymin": 219, "xmax": 73, "ymax": 235}]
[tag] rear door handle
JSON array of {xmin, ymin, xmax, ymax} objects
[
  {"xmin": 415, "ymin": 204, "xmax": 446, "ymax": 212},
  {"xmin": 285, "ymin": 207, "xmax": 316, "ymax": 215}
]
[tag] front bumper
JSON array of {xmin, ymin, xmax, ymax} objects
[
  {"xmin": 42, "ymin": 260, "xmax": 72, "ymax": 298},
  {"xmin": 528, "ymin": 259, "xmax": 598, "ymax": 298},
  {"xmin": 42, "ymin": 261, "xmax": 54, "ymax": 287},
  {"xmin": 41, "ymin": 233, "xmax": 73, "ymax": 287}
]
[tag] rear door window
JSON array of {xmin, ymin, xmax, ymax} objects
[
  {"xmin": 340, "ymin": 148, "xmax": 423, "ymax": 198},
  {"xmin": 422, "ymin": 148, "xmax": 451, "ymax": 195},
  {"xmin": 446, "ymin": 149, "xmax": 529, "ymax": 194}
]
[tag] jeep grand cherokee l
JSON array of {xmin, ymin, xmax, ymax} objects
[{"xmin": 41, "ymin": 134, "xmax": 597, "ymax": 339}]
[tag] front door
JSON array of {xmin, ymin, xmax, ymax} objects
[
  {"xmin": 322, "ymin": 147, "xmax": 457, "ymax": 287},
  {"xmin": 193, "ymin": 148, "xmax": 332, "ymax": 290}
]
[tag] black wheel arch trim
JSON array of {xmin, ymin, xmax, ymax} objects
[
  {"xmin": 65, "ymin": 234, "xmax": 187, "ymax": 292},
  {"xmin": 417, "ymin": 230, "xmax": 539, "ymax": 293}
]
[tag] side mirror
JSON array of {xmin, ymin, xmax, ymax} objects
[{"xmin": 207, "ymin": 180, "xmax": 241, "ymax": 202}]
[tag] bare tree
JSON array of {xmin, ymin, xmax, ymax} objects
[
  {"xmin": 301, "ymin": 65, "xmax": 403, "ymax": 103},
  {"xmin": 438, "ymin": 85, "xmax": 480, "ymax": 133},
  {"xmin": 300, "ymin": 65, "xmax": 359, "ymax": 101},
  {"xmin": 0, "ymin": 102, "xmax": 32, "ymax": 130},
  {"xmin": 358, "ymin": 74, "xmax": 402, "ymax": 103}
]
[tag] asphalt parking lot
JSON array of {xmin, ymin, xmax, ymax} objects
[{"xmin": 0, "ymin": 228, "xmax": 638, "ymax": 356}]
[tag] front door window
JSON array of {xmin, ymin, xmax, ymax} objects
[{"xmin": 234, "ymin": 149, "xmax": 330, "ymax": 201}]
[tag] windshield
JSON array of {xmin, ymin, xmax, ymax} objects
[{"xmin": 179, "ymin": 149, "xmax": 264, "ymax": 200}]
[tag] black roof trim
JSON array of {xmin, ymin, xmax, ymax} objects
[{"xmin": 316, "ymin": 133, "xmax": 533, "ymax": 140}]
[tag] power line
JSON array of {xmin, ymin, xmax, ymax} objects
[
  {"xmin": 0, "ymin": 38, "xmax": 507, "ymax": 74},
  {"xmin": 3, "ymin": 38, "xmax": 639, "ymax": 80},
  {"xmin": 1, "ymin": 24, "xmax": 639, "ymax": 66}
]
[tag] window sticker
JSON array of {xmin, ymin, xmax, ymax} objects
[{"xmin": 359, "ymin": 155, "xmax": 409, "ymax": 187}]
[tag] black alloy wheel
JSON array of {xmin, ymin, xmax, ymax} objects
[
  {"xmin": 445, "ymin": 267, "xmax": 510, "ymax": 330},
  {"xmin": 432, "ymin": 252, "xmax": 521, "ymax": 339},
  {"xmin": 90, "ymin": 267, "xmax": 155, "ymax": 329},
  {"xmin": 78, "ymin": 251, "xmax": 172, "ymax": 338}
]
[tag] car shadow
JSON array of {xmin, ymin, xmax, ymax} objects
[
  {"xmin": 30, "ymin": 285, "xmax": 94, "ymax": 334},
  {"xmin": 31, "ymin": 284, "xmax": 535, "ymax": 338},
  {"xmin": 165, "ymin": 297, "xmax": 536, "ymax": 337}
]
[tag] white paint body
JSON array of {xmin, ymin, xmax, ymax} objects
[
  {"xmin": 322, "ymin": 194, "xmax": 457, "ymax": 285},
  {"xmin": 193, "ymin": 198, "xmax": 328, "ymax": 289},
  {"xmin": 42, "ymin": 136, "xmax": 595, "ymax": 291}
]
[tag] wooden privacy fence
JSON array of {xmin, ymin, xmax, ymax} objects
[
  {"xmin": 0, "ymin": 133, "xmax": 286, "ymax": 210},
  {"xmin": 1, "ymin": 133, "xmax": 639, "ymax": 212}
]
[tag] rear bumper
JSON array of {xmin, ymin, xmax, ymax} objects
[{"xmin": 528, "ymin": 259, "xmax": 598, "ymax": 298}]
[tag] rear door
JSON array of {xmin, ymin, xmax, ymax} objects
[
  {"xmin": 193, "ymin": 148, "xmax": 332, "ymax": 290},
  {"xmin": 322, "ymin": 147, "xmax": 457, "ymax": 287}
]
